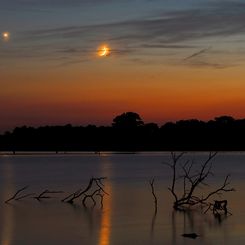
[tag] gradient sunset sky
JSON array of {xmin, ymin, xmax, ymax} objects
[{"xmin": 1, "ymin": 0, "xmax": 245, "ymax": 132}]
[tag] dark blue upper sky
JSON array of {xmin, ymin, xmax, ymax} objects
[
  {"xmin": 1, "ymin": 0, "xmax": 245, "ymax": 132},
  {"xmin": 1, "ymin": 0, "xmax": 245, "ymax": 67}
]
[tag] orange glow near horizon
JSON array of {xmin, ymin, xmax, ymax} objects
[
  {"xmin": 2, "ymin": 1, "xmax": 245, "ymax": 133},
  {"xmin": 1, "ymin": 60, "xmax": 245, "ymax": 131}
]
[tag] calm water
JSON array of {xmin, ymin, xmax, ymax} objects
[{"xmin": 0, "ymin": 152, "xmax": 244, "ymax": 245}]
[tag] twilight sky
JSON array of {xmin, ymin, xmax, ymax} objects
[{"xmin": 1, "ymin": 0, "xmax": 245, "ymax": 132}]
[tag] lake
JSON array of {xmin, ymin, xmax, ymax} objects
[{"xmin": 0, "ymin": 152, "xmax": 244, "ymax": 245}]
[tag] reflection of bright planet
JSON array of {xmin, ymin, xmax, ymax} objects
[
  {"xmin": 2, "ymin": 32, "xmax": 10, "ymax": 41},
  {"xmin": 98, "ymin": 45, "xmax": 110, "ymax": 57}
]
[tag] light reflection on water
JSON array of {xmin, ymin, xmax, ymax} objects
[
  {"xmin": 1, "ymin": 157, "xmax": 14, "ymax": 245},
  {"xmin": 0, "ymin": 152, "xmax": 244, "ymax": 244},
  {"xmin": 98, "ymin": 157, "xmax": 112, "ymax": 245}
]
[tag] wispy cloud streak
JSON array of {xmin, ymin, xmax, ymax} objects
[
  {"xmin": 23, "ymin": 2, "xmax": 245, "ymax": 44},
  {"xmin": 183, "ymin": 47, "xmax": 211, "ymax": 61},
  {"xmin": 4, "ymin": 1, "xmax": 245, "ymax": 68}
]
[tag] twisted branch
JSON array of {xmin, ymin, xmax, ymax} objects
[
  {"xmin": 5, "ymin": 186, "xmax": 33, "ymax": 203},
  {"xmin": 62, "ymin": 177, "xmax": 108, "ymax": 206},
  {"xmin": 34, "ymin": 190, "xmax": 63, "ymax": 201},
  {"xmin": 166, "ymin": 152, "xmax": 235, "ymax": 211}
]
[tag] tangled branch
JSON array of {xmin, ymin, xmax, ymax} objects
[
  {"xmin": 34, "ymin": 190, "xmax": 64, "ymax": 201},
  {"xmin": 165, "ymin": 152, "xmax": 235, "ymax": 211},
  {"xmin": 62, "ymin": 177, "xmax": 108, "ymax": 207},
  {"xmin": 5, "ymin": 186, "xmax": 35, "ymax": 203},
  {"xmin": 149, "ymin": 178, "xmax": 158, "ymax": 211}
]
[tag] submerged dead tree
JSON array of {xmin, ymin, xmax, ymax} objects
[
  {"xmin": 5, "ymin": 186, "xmax": 35, "ymax": 203},
  {"xmin": 5, "ymin": 177, "xmax": 108, "ymax": 208},
  {"xmin": 149, "ymin": 178, "xmax": 158, "ymax": 212},
  {"xmin": 62, "ymin": 177, "xmax": 108, "ymax": 207},
  {"xmin": 165, "ymin": 152, "xmax": 235, "ymax": 211},
  {"xmin": 5, "ymin": 186, "xmax": 63, "ymax": 203},
  {"xmin": 149, "ymin": 177, "xmax": 158, "ymax": 237},
  {"xmin": 34, "ymin": 190, "xmax": 63, "ymax": 201}
]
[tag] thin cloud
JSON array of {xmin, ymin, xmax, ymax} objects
[
  {"xmin": 183, "ymin": 47, "xmax": 211, "ymax": 61},
  {"xmin": 184, "ymin": 60, "xmax": 237, "ymax": 69},
  {"xmin": 6, "ymin": 1, "xmax": 245, "ymax": 68},
  {"xmin": 140, "ymin": 44, "xmax": 196, "ymax": 49},
  {"xmin": 24, "ymin": 2, "xmax": 245, "ymax": 45},
  {"xmin": 56, "ymin": 58, "xmax": 90, "ymax": 68},
  {"xmin": 1, "ymin": 0, "xmax": 117, "ymax": 8}
]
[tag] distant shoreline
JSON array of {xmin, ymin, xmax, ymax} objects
[
  {"xmin": 1, "ymin": 150, "xmax": 245, "ymax": 156},
  {"xmin": 0, "ymin": 151, "xmax": 138, "ymax": 156},
  {"xmin": 1, "ymin": 114, "xmax": 245, "ymax": 152}
]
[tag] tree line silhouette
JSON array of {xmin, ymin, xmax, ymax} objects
[{"xmin": 0, "ymin": 112, "xmax": 245, "ymax": 151}]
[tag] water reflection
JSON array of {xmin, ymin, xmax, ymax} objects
[
  {"xmin": 98, "ymin": 156, "xmax": 112, "ymax": 245},
  {"xmin": 170, "ymin": 208, "xmax": 233, "ymax": 244},
  {"xmin": 0, "ymin": 157, "xmax": 14, "ymax": 245},
  {"xmin": 150, "ymin": 207, "xmax": 157, "ymax": 238},
  {"xmin": 0, "ymin": 153, "xmax": 243, "ymax": 245},
  {"xmin": 171, "ymin": 211, "xmax": 177, "ymax": 245},
  {"xmin": 98, "ymin": 186, "xmax": 111, "ymax": 245}
]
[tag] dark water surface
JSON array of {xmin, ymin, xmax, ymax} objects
[{"xmin": 0, "ymin": 152, "xmax": 244, "ymax": 245}]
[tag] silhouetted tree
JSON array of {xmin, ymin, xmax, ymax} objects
[
  {"xmin": 144, "ymin": 123, "xmax": 159, "ymax": 132},
  {"xmin": 112, "ymin": 112, "xmax": 144, "ymax": 128},
  {"xmin": 215, "ymin": 116, "xmax": 235, "ymax": 124}
]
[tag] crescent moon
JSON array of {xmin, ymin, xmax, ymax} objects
[
  {"xmin": 101, "ymin": 47, "xmax": 107, "ymax": 56},
  {"xmin": 98, "ymin": 46, "xmax": 110, "ymax": 57}
]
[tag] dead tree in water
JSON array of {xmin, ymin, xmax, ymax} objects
[
  {"xmin": 149, "ymin": 178, "xmax": 158, "ymax": 212},
  {"xmin": 34, "ymin": 190, "xmax": 63, "ymax": 201},
  {"xmin": 5, "ymin": 186, "xmax": 63, "ymax": 203},
  {"xmin": 5, "ymin": 186, "xmax": 35, "ymax": 203},
  {"xmin": 62, "ymin": 177, "xmax": 108, "ymax": 207},
  {"xmin": 204, "ymin": 199, "xmax": 231, "ymax": 215},
  {"xmin": 149, "ymin": 178, "xmax": 158, "ymax": 236},
  {"xmin": 4, "ymin": 178, "xmax": 108, "ymax": 207},
  {"xmin": 165, "ymin": 152, "xmax": 235, "ymax": 211}
]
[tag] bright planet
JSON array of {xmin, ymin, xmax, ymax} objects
[{"xmin": 2, "ymin": 32, "xmax": 10, "ymax": 40}]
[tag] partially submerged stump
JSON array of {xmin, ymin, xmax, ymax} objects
[
  {"xmin": 213, "ymin": 200, "xmax": 228, "ymax": 214},
  {"xmin": 182, "ymin": 233, "xmax": 199, "ymax": 239},
  {"xmin": 205, "ymin": 199, "xmax": 231, "ymax": 217}
]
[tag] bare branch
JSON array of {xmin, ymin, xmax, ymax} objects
[
  {"xmin": 5, "ymin": 186, "xmax": 29, "ymax": 203},
  {"xmin": 165, "ymin": 152, "xmax": 234, "ymax": 211},
  {"xmin": 94, "ymin": 178, "xmax": 109, "ymax": 195},
  {"xmin": 34, "ymin": 190, "xmax": 63, "ymax": 201},
  {"xmin": 150, "ymin": 178, "xmax": 158, "ymax": 211},
  {"xmin": 168, "ymin": 152, "xmax": 185, "ymax": 205},
  {"xmin": 15, "ymin": 193, "xmax": 36, "ymax": 200},
  {"xmin": 96, "ymin": 192, "xmax": 105, "ymax": 208},
  {"xmin": 82, "ymin": 189, "xmax": 100, "ymax": 206},
  {"xmin": 62, "ymin": 177, "xmax": 108, "ymax": 206},
  {"xmin": 200, "ymin": 175, "xmax": 235, "ymax": 203},
  {"xmin": 61, "ymin": 189, "xmax": 82, "ymax": 202},
  {"xmin": 62, "ymin": 178, "xmax": 94, "ymax": 204}
]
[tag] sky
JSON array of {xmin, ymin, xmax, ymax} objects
[{"xmin": 1, "ymin": 0, "xmax": 245, "ymax": 132}]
